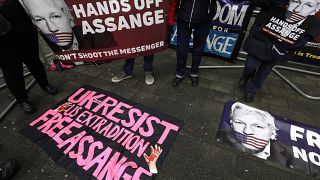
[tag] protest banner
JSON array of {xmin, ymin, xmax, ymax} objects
[
  {"xmin": 216, "ymin": 101, "xmax": 320, "ymax": 178},
  {"xmin": 260, "ymin": 2, "xmax": 320, "ymax": 66},
  {"xmin": 169, "ymin": 0, "xmax": 253, "ymax": 62},
  {"xmin": 19, "ymin": 0, "xmax": 168, "ymax": 63},
  {"xmin": 21, "ymin": 85, "xmax": 184, "ymax": 179},
  {"xmin": 291, "ymin": 42, "xmax": 320, "ymax": 66}
]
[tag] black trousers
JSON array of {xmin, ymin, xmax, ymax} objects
[{"xmin": 0, "ymin": 21, "xmax": 48, "ymax": 102}]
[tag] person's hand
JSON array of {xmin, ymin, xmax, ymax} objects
[
  {"xmin": 143, "ymin": 145, "xmax": 162, "ymax": 174},
  {"xmin": 287, "ymin": 35, "xmax": 311, "ymax": 51}
]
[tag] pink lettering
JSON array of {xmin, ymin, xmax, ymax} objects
[
  {"xmin": 97, "ymin": 151, "xmax": 127, "ymax": 180},
  {"xmin": 123, "ymin": 108, "xmax": 142, "ymax": 128},
  {"xmin": 52, "ymin": 121, "xmax": 82, "ymax": 144},
  {"xmin": 157, "ymin": 121, "xmax": 179, "ymax": 144},
  {"xmin": 106, "ymin": 102, "xmax": 132, "ymax": 123},
  {"xmin": 69, "ymin": 135, "xmax": 94, "ymax": 159},
  {"xmin": 57, "ymin": 131, "xmax": 86, "ymax": 154},
  {"xmin": 131, "ymin": 112, "xmax": 149, "ymax": 132},
  {"xmin": 78, "ymin": 91, "xmax": 105, "ymax": 110},
  {"xmin": 68, "ymin": 88, "xmax": 90, "ymax": 103},
  {"xmin": 132, "ymin": 167, "xmax": 152, "ymax": 180},
  {"xmin": 114, "ymin": 161, "xmax": 137, "ymax": 180},
  {"xmin": 37, "ymin": 113, "xmax": 63, "ymax": 134},
  {"xmin": 139, "ymin": 116, "xmax": 160, "ymax": 137},
  {"xmin": 83, "ymin": 147, "xmax": 113, "ymax": 177},
  {"xmin": 77, "ymin": 141, "xmax": 103, "ymax": 166},
  {"xmin": 46, "ymin": 117, "xmax": 73, "ymax": 138},
  {"xmin": 92, "ymin": 96, "xmax": 118, "ymax": 116},
  {"xmin": 29, "ymin": 109, "xmax": 57, "ymax": 127}
]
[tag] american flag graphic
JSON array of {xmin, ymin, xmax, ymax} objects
[
  {"xmin": 44, "ymin": 33, "xmax": 73, "ymax": 44},
  {"xmin": 286, "ymin": 11, "xmax": 305, "ymax": 22},
  {"xmin": 234, "ymin": 131, "xmax": 268, "ymax": 149}
]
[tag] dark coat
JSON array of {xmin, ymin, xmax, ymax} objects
[
  {"xmin": 43, "ymin": 26, "xmax": 117, "ymax": 52},
  {"xmin": 0, "ymin": 0, "xmax": 39, "ymax": 67},
  {"xmin": 177, "ymin": 0, "xmax": 216, "ymax": 23},
  {"xmin": 243, "ymin": 0, "xmax": 320, "ymax": 62}
]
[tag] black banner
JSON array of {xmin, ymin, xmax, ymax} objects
[{"xmin": 21, "ymin": 85, "xmax": 184, "ymax": 179}]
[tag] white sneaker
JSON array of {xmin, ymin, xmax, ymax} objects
[
  {"xmin": 145, "ymin": 72, "xmax": 154, "ymax": 85},
  {"xmin": 111, "ymin": 72, "xmax": 133, "ymax": 83}
]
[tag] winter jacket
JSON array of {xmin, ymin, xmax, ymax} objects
[
  {"xmin": 243, "ymin": 0, "xmax": 320, "ymax": 61},
  {"xmin": 177, "ymin": 0, "xmax": 216, "ymax": 23}
]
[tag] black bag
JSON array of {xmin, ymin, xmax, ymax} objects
[{"xmin": 0, "ymin": 13, "xmax": 11, "ymax": 36}]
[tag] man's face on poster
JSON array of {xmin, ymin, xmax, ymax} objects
[
  {"xmin": 287, "ymin": 0, "xmax": 320, "ymax": 18},
  {"xmin": 21, "ymin": 0, "xmax": 73, "ymax": 47},
  {"xmin": 231, "ymin": 109, "xmax": 274, "ymax": 152}
]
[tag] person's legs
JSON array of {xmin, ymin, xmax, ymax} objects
[
  {"xmin": 23, "ymin": 57, "xmax": 48, "ymax": 88},
  {"xmin": 190, "ymin": 21, "xmax": 211, "ymax": 77},
  {"xmin": 189, "ymin": 21, "xmax": 211, "ymax": 86},
  {"xmin": 176, "ymin": 19, "xmax": 192, "ymax": 78},
  {"xmin": 246, "ymin": 61, "xmax": 275, "ymax": 94},
  {"xmin": 173, "ymin": 19, "xmax": 192, "ymax": 86},
  {"xmin": 239, "ymin": 54, "xmax": 261, "ymax": 88},
  {"xmin": 1, "ymin": 64, "xmax": 35, "ymax": 113},
  {"xmin": 22, "ymin": 22, "xmax": 57, "ymax": 95},
  {"xmin": 123, "ymin": 58, "xmax": 135, "ymax": 75},
  {"xmin": 143, "ymin": 55, "xmax": 155, "ymax": 85},
  {"xmin": 23, "ymin": 59, "xmax": 58, "ymax": 95},
  {"xmin": 143, "ymin": 54, "xmax": 154, "ymax": 72},
  {"xmin": 1, "ymin": 64, "xmax": 27, "ymax": 103}
]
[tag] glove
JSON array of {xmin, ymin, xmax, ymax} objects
[{"xmin": 287, "ymin": 35, "xmax": 311, "ymax": 51}]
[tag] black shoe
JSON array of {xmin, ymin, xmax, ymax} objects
[
  {"xmin": 190, "ymin": 76, "xmax": 199, "ymax": 86},
  {"xmin": 0, "ymin": 159, "xmax": 18, "ymax": 179},
  {"xmin": 42, "ymin": 85, "xmax": 58, "ymax": 95},
  {"xmin": 239, "ymin": 75, "xmax": 250, "ymax": 89},
  {"xmin": 172, "ymin": 77, "xmax": 183, "ymax": 87},
  {"xmin": 244, "ymin": 92, "xmax": 255, "ymax": 103},
  {"xmin": 19, "ymin": 101, "xmax": 35, "ymax": 114}
]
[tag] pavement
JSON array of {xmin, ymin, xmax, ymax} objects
[{"xmin": 0, "ymin": 37, "xmax": 320, "ymax": 180}]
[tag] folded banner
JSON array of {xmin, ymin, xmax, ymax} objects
[
  {"xmin": 170, "ymin": 0, "xmax": 253, "ymax": 62},
  {"xmin": 19, "ymin": 0, "xmax": 168, "ymax": 63},
  {"xmin": 216, "ymin": 101, "xmax": 320, "ymax": 178},
  {"xmin": 21, "ymin": 85, "xmax": 183, "ymax": 179}
]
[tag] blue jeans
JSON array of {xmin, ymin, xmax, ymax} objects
[
  {"xmin": 123, "ymin": 55, "xmax": 154, "ymax": 75},
  {"xmin": 244, "ymin": 55, "xmax": 275, "ymax": 94},
  {"xmin": 176, "ymin": 19, "xmax": 211, "ymax": 78}
]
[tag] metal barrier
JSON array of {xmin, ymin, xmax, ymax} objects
[{"xmin": 188, "ymin": 50, "xmax": 320, "ymax": 100}]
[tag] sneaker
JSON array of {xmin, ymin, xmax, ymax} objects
[
  {"xmin": 111, "ymin": 72, "xmax": 133, "ymax": 83},
  {"xmin": 145, "ymin": 72, "xmax": 154, "ymax": 85}
]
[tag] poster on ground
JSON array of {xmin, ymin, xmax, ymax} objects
[
  {"xmin": 169, "ymin": 0, "xmax": 253, "ymax": 62},
  {"xmin": 216, "ymin": 101, "xmax": 320, "ymax": 178},
  {"xmin": 19, "ymin": 0, "xmax": 168, "ymax": 63},
  {"xmin": 21, "ymin": 85, "xmax": 184, "ymax": 179}
]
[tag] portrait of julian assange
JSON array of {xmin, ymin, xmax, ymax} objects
[
  {"xmin": 218, "ymin": 102, "xmax": 279, "ymax": 159},
  {"xmin": 19, "ymin": 0, "xmax": 117, "ymax": 52},
  {"xmin": 216, "ymin": 102, "xmax": 320, "ymax": 178}
]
